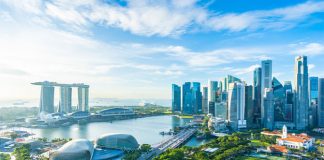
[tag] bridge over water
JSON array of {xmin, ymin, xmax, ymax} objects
[{"xmin": 138, "ymin": 128, "xmax": 196, "ymax": 160}]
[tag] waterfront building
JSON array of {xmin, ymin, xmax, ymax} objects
[
  {"xmin": 192, "ymin": 82, "xmax": 202, "ymax": 113},
  {"xmin": 182, "ymin": 82, "xmax": 192, "ymax": 114},
  {"xmin": 202, "ymin": 86, "xmax": 208, "ymax": 114},
  {"xmin": 245, "ymin": 85, "xmax": 254, "ymax": 128},
  {"xmin": 171, "ymin": 84, "xmax": 181, "ymax": 113},
  {"xmin": 228, "ymin": 82, "xmax": 246, "ymax": 130},
  {"xmin": 40, "ymin": 85, "xmax": 55, "ymax": 113},
  {"xmin": 58, "ymin": 86, "xmax": 72, "ymax": 113},
  {"xmin": 78, "ymin": 86, "xmax": 89, "ymax": 112},
  {"xmin": 50, "ymin": 139, "xmax": 94, "ymax": 160},
  {"xmin": 99, "ymin": 108, "xmax": 135, "ymax": 117},
  {"xmin": 264, "ymin": 88, "xmax": 274, "ymax": 130},
  {"xmin": 261, "ymin": 60, "xmax": 272, "ymax": 127},
  {"xmin": 318, "ymin": 78, "xmax": 324, "ymax": 127},
  {"xmin": 253, "ymin": 67, "xmax": 262, "ymax": 128},
  {"xmin": 309, "ymin": 77, "xmax": 318, "ymax": 127},
  {"xmin": 294, "ymin": 56, "xmax": 309, "ymax": 130},
  {"xmin": 96, "ymin": 133, "xmax": 139, "ymax": 150}
]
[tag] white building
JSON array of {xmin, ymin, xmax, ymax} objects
[
  {"xmin": 277, "ymin": 125, "xmax": 314, "ymax": 150},
  {"xmin": 228, "ymin": 82, "xmax": 246, "ymax": 130}
]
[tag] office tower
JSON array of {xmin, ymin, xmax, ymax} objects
[
  {"xmin": 318, "ymin": 78, "xmax": 324, "ymax": 127},
  {"xmin": 172, "ymin": 84, "xmax": 181, "ymax": 113},
  {"xmin": 40, "ymin": 85, "xmax": 55, "ymax": 113},
  {"xmin": 294, "ymin": 56, "xmax": 309, "ymax": 130},
  {"xmin": 182, "ymin": 82, "xmax": 192, "ymax": 114},
  {"xmin": 283, "ymin": 81, "xmax": 293, "ymax": 92},
  {"xmin": 245, "ymin": 85, "xmax": 254, "ymax": 128},
  {"xmin": 202, "ymin": 86, "xmax": 208, "ymax": 114},
  {"xmin": 215, "ymin": 102, "xmax": 227, "ymax": 119},
  {"xmin": 309, "ymin": 77, "xmax": 319, "ymax": 127},
  {"xmin": 58, "ymin": 86, "xmax": 72, "ymax": 113},
  {"xmin": 192, "ymin": 82, "xmax": 202, "ymax": 114},
  {"xmin": 264, "ymin": 88, "xmax": 274, "ymax": 130},
  {"xmin": 253, "ymin": 67, "xmax": 262, "ymax": 127},
  {"xmin": 228, "ymin": 82, "xmax": 246, "ymax": 130},
  {"xmin": 284, "ymin": 90, "xmax": 294, "ymax": 122},
  {"xmin": 78, "ymin": 86, "xmax": 89, "ymax": 112},
  {"xmin": 225, "ymin": 75, "xmax": 241, "ymax": 92},
  {"xmin": 273, "ymin": 77, "xmax": 285, "ymax": 122},
  {"xmin": 261, "ymin": 60, "xmax": 272, "ymax": 127},
  {"xmin": 208, "ymin": 81, "xmax": 218, "ymax": 115}
]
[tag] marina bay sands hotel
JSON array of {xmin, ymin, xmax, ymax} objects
[{"xmin": 31, "ymin": 81, "xmax": 89, "ymax": 114}]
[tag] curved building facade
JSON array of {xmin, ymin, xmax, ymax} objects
[
  {"xmin": 50, "ymin": 139, "xmax": 94, "ymax": 160},
  {"xmin": 96, "ymin": 133, "xmax": 139, "ymax": 150},
  {"xmin": 99, "ymin": 108, "xmax": 135, "ymax": 116}
]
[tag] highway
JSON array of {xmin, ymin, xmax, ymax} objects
[{"xmin": 138, "ymin": 128, "xmax": 196, "ymax": 160}]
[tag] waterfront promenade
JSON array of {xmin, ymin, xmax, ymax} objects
[{"xmin": 138, "ymin": 128, "xmax": 196, "ymax": 160}]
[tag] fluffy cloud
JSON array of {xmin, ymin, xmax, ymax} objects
[
  {"xmin": 1, "ymin": 0, "xmax": 324, "ymax": 37},
  {"xmin": 292, "ymin": 43, "xmax": 324, "ymax": 55}
]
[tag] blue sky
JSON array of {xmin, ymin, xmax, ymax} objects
[{"xmin": 0, "ymin": 0, "xmax": 324, "ymax": 103}]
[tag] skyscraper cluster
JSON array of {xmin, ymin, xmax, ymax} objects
[{"xmin": 172, "ymin": 55, "xmax": 324, "ymax": 131}]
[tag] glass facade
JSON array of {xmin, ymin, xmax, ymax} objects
[{"xmin": 172, "ymin": 84, "xmax": 181, "ymax": 112}]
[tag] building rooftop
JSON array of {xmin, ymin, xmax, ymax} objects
[
  {"xmin": 31, "ymin": 81, "xmax": 89, "ymax": 87},
  {"xmin": 278, "ymin": 133, "xmax": 312, "ymax": 143},
  {"xmin": 268, "ymin": 145, "xmax": 288, "ymax": 153}
]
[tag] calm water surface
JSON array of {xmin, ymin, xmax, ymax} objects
[{"xmin": 15, "ymin": 115, "xmax": 207, "ymax": 146}]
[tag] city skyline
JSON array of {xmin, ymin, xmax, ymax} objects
[{"xmin": 1, "ymin": 0, "xmax": 324, "ymax": 102}]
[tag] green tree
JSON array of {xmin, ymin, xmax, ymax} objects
[
  {"xmin": 0, "ymin": 153, "xmax": 10, "ymax": 160},
  {"xmin": 140, "ymin": 144, "xmax": 151, "ymax": 152},
  {"xmin": 13, "ymin": 144, "xmax": 31, "ymax": 160}
]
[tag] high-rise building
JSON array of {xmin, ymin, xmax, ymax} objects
[
  {"xmin": 245, "ymin": 85, "xmax": 254, "ymax": 128},
  {"xmin": 202, "ymin": 86, "xmax": 208, "ymax": 114},
  {"xmin": 294, "ymin": 56, "xmax": 309, "ymax": 130},
  {"xmin": 261, "ymin": 60, "xmax": 272, "ymax": 127},
  {"xmin": 192, "ymin": 82, "xmax": 202, "ymax": 114},
  {"xmin": 253, "ymin": 67, "xmax": 262, "ymax": 128},
  {"xmin": 284, "ymin": 90, "xmax": 294, "ymax": 122},
  {"xmin": 215, "ymin": 102, "xmax": 227, "ymax": 119},
  {"xmin": 78, "ymin": 86, "xmax": 89, "ymax": 112},
  {"xmin": 228, "ymin": 82, "xmax": 246, "ymax": 130},
  {"xmin": 273, "ymin": 77, "xmax": 285, "ymax": 122},
  {"xmin": 58, "ymin": 86, "xmax": 72, "ymax": 113},
  {"xmin": 40, "ymin": 85, "xmax": 55, "ymax": 113},
  {"xmin": 264, "ymin": 88, "xmax": 274, "ymax": 130},
  {"xmin": 208, "ymin": 80, "xmax": 218, "ymax": 115},
  {"xmin": 182, "ymin": 82, "xmax": 192, "ymax": 114},
  {"xmin": 172, "ymin": 84, "xmax": 181, "ymax": 113},
  {"xmin": 309, "ymin": 77, "xmax": 318, "ymax": 127},
  {"xmin": 318, "ymin": 78, "xmax": 324, "ymax": 127},
  {"xmin": 225, "ymin": 75, "xmax": 241, "ymax": 91}
]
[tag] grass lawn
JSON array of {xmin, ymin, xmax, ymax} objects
[{"xmin": 251, "ymin": 139, "xmax": 270, "ymax": 147}]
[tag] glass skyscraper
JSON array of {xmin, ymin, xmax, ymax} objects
[
  {"xmin": 245, "ymin": 85, "xmax": 254, "ymax": 128},
  {"xmin": 208, "ymin": 80, "xmax": 218, "ymax": 115},
  {"xmin": 58, "ymin": 86, "xmax": 72, "ymax": 113},
  {"xmin": 309, "ymin": 77, "xmax": 318, "ymax": 127},
  {"xmin": 172, "ymin": 84, "xmax": 181, "ymax": 113},
  {"xmin": 40, "ymin": 85, "xmax": 55, "ymax": 113},
  {"xmin": 294, "ymin": 56, "xmax": 309, "ymax": 130},
  {"xmin": 182, "ymin": 82, "xmax": 192, "ymax": 114},
  {"xmin": 253, "ymin": 67, "xmax": 262, "ymax": 127},
  {"xmin": 261, "ymin": 60, "xmax": 272, "ymax": 127},
  {"xmin": 202, "ymin": 86, "xmax": 208, "ymax": 114},
  {"xmin": 228, "ymin": 82, "xmax": 246, "ymax": 130},
  {"xmin": 192, "ymin": 82, "xmax": 202, "ymax": 114},
  {"xmin": 264, "ymin": 88, "xmax": 274, "ymax": 130},
  {"xmin": 318, "ymin": 78, "xmax": 324, "ymax": 127}
]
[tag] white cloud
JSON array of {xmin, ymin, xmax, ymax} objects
[
  {"xmin": 292, "ymin": 43, "xmax": 324, "ymax": 55},
  {"xmin": 308, "ymin": 64, "xmax": 315, "ymax": 70},
  {"xmin": 1, "ymin": 0, "xmax": 324, "ymax": 37}
]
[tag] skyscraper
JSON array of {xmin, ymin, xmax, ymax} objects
[
  {"xmin": 318, "ymin": 78, "xmax": 324, "ymax": 127},
  {"xmin": 264, "ymin": 88, "xmax": 274, "ymax": 130},
  {"xmin": 228, "ymin": 82, "xmax": 246, "ymax": 130},
  {"xmin": 245, "ymin": 85, "xmax": 254, "ymax": 128},
  {"xmin": 78, "ymin": 86, "xmax": 89, "ymax": 112},
  {"xmin": 58, "ymin": 86, "xmax": 72, "ymax": 113},
  {"xmin": 273, "ymin": 77, "xmax": 285, "ymax": 122},
  {"xmin": 40, "ymin": 85, "xmax": 55, "ymax": 113},
  {"xmin": 182, "ymin": 82, "xmax": 192, "ymax": 114},
  {"xmin": 253, "ymin": 67, "xmax": 262, "ymax": 127},
  {"xmin": 261, "ymin": 60, "xmax": 272, "ymax": 127},
  {"xmin": 172, "ymin": 84, "xmax": 181, "ymax": 113},
  {"xmin": 309, "ymin": 77, "xmax": 318, "ymax": 127},
  {"xmin": 208, "ymin": 80, "xmax": 218, "ymax": 115},
  {"xmin": 294, "ymin": 56, "xmax": 309, "ymax": 130},
  {"xmin": 202, "ymin": 86, "xmax": 208, "ymax": 114},
  {"xmin": 192, "ymin": 82, "xmax": 202, "ymax": 114}
]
